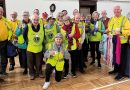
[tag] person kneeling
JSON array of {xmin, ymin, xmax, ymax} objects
[{"xmin": 43, "ymin": 33, "xmax": 70, "ymax": 89}]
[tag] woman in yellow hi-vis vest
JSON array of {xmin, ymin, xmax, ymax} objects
[
  {"xmin": 44, "ymin": 17, "xmax": 60, "ymax": 50},
  {"xmin": 61, "ymin": 15, "xmax": 74, "ymax": 78},
  {"xmin": 89, "ymin": 11, "xmax": 105, "ymax": 68},
  {"xmin": 23, "ymin": 14, "xmax": 44, "ymax": 80},
  {"xmin": 43, "ymin": 33, "xmax": 70, "ymax": 90},
  {"xmin": 16, "ymin": 11, "xmax": 31, "ymax": 75},
  {"xmin": 71, "ymin": 13, "xmax": 86, "ymax": 76}
]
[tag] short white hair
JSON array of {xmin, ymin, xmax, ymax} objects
[
  {"xmin": 23, "ymin": 11, "xmax": 30, "ymax": 16},
  {"xmin": 31, "ymin": 14, "xmax": 39, "ymax": 21}
]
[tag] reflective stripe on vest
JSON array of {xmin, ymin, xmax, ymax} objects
[{"xmin": 109, "ymin": 16, "xmax": 128, "ymax": 44}]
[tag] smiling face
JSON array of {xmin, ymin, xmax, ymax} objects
[
  {"xmin": 31, "ymin": 14, "xmax": 39, "ymax": 26},
  {"xmin": 74, "ymin": 13, "xmax": 80, "ymax": 24},
  {"xmin": 10, "ymin": 12, "xmax": 17, "ymax": 21},
  {"xmin": 92, "ymin": 11, "xmax": 99, "ymax": 21},
  {"xmin": 33, "ymin": 9, "xmax": 39, "ymax": 15},
  {"xmin": 48, "ymin": 18, "xmax": 55, "ymax": 25},
  {"xmin": 113, "ymin": 6, "xmax": 122, "ymax": 17},
  {"xmin": 23, "ymin": 12, "xmax": 29, "ymax": 21},
  {"xmin": 55, "ymin": 37, "xmax": 62, "ymax": 46}
]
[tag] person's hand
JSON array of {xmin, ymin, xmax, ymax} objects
[
  {"xmin": 18, "ymin": 23, "xmax": 22, "ymax": 28},
  {"xmin": 69, "ymin": 34, "xmax": 73, "ymax": 38},
  {"xmin": 78, "ymin": 43, "xmax": 82, "ymax": 50},
  {"xmin": 115, "ymin": 28, "xmax": 120, "ymax": 35},
  {"xmin": 50, "ymin": 50, "xmax": 56, "ymax": 56},
  {"xmin": 61, "ymin": 50, "xmax": 64, "ymax": 56}
]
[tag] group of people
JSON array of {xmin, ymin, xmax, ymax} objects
[{"xmin": 0, "ymin": 5, "xmax": 130, "ymax": 89}]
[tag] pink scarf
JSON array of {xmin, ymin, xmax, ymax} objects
[{"xmin": 116, "ymin": 35, "xmax": 121, "ymax": 65}]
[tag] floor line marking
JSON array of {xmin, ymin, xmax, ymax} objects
[{"xmin": 92, "ymin": 79, "xmax": 130, "ymax": 90}]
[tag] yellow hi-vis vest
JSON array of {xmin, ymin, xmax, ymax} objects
[
  {"xmin": 17, "ymin": 29, "xmax": 24, "ymax": 44},
  {"xmin": 17, "ymin": 23, "xmax": 27, "ymax": 44},
  {"xmin": 27, "ymin": 24, "xmax": 44, "ymax": 53},
  {"xmin": 60, "ymin": 23, "xmax": 75, "ymax": 50},
  {"xmin": 45, "ymin": 24, "xmax": 58, "ymax": 49},
  {"xmin": 46, "ymin": 44, "xmax": 65, "ymax": 71},
  {"xmin": 89, "ymin": 20, "xmax": 104, "ymax": 42},
  {"xmin": 0, "ymin": 17, "xmax": 12, "ymax": 41},
  {"xmin": 72, "ymin": 23, "xmax": 84, "ymax": 45},
  {"xmin": 108, "ymin": 15, "xmax": 130, "ymax": 44}
]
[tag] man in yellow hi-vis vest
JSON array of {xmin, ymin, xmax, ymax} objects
[
  {"xmin": 107, "ymin": 6, "xmax": 130, "ymax": 80},
  {"xmin": 8, "ymin": 11, "xmax": 21, "ymax": 71},
  {"xmin": 23, "ymin": 14, "xmax": 44, "ymax": 80},
  {"xmin": 43, "ymin": 33, "xmax": 70, "ymax": 90},
  {"xmin": 0, "ymin": 7, "xmax": 12, "ymax": 82}
]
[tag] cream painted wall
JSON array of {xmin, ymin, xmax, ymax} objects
[
  {"xmin": 5, "ymin": 0, "xmax": 79, "ymax": 20},
  {"xmin": 97, "ymin": 1, "xmax": 130, "ymax": 18}
]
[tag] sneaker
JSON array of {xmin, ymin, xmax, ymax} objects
[
  {"xmin": 30, "ymin": 76, "xmax": 35, "ymax": 80},
  {"xmin": 42, "ymin": 82, "xmax": 50, "ymax": 90},
  {"xmin": 72, "ymin": 74, "xmax": 77, "ymax": 78},
  {"xmin": 63, "ymin": 74, "xmax": 69, "ymax": 79}
]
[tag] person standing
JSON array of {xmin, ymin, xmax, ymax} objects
[
  {"xmin": 89, "ymin": 11, "xmax": 105, "ymax": 67},
  {"xmin": 100, "ymin": 10, "xmax": 110, "ymax": 30},
  {"xmin": 8, "ymin": 11, "xmax": 20, "ymax": 71},
  {"xmin": 23, "ymin": 14, "xmax": 44, "ymax": 80},
  {"xmin": 0, "ymin": 6, "xmax": 12, "ymax": 80},
  {"xmin": 16, "ymin": 11, "xmax": 31, "ymax": 74},
  {"xmin": 44, "ymin": 17, "xmax": 60, "ymax": 50},
  {"xmin": 107, "ymin": 6, "xmax": 130, "ymax": 80},
  {"xmin": 61, "ymin": 15, "xmax": 73, "ymax": 78},
  {"xmin": 73, "ymin": 13, "xmax": 86, "ymax": 74}
]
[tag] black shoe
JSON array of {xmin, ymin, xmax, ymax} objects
[
  {"xmin": 0, "ymin": 78, "xmax": 5, "ymax": 83},
  {"xmin": 23, "ymin": 69, "xmax": 28, "ymax": 75},
  {"xmin": 83, "ymin": 64, "xmax": 87, "ymax": 68},
  {"xmin": 98, "ymin": 64, "xmax": 101, "ymax": 68},
  {"xmin": 108, "ymin": 70, "xmax": 118, "ymax": 75},
  {"xmin": 9, "ymin": 65, "xmax": 14, "ymax": 71},
  {"xmin": 71, "ymin": 73, "xmax": 77, "ymax": 78},
  {"xmin": 115, "ymin": 75, "xmax": 124, "ymax": 80},
  {"xmin": 79, "ymin": 70, "xmax": 86, "ymax": 74},
  {"xmin": 90, "ymin": 61, "xmax": 95, "ymax": 65}
]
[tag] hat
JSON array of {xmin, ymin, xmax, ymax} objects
[
  {"xmin": 55, "ymin": 33, "xmax": 63, "ymax": 38},
  {"xmin": 47, "ymin": 17, "xmax": 55, "ymax": 22}
]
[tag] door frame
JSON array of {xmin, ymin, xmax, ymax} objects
[
  {"xmin": 0, "ymin": 0, "xmax": 6, "ymax": 17},
  {"xmin": 79, "ymin": 0, "xmax": 97, "ymax": 14}
]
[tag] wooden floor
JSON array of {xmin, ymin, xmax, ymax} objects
[{"xmin": 0, "ymin": 57, "xmax": 130, "ymax": 90}]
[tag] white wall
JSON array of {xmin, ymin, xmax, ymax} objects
[
  {"xmin": 97, "ymin": 1, "xmax": 130, "ymax": 18},
  {"xmin": 5, "ymin": 0, "xmax": 79, "ymax": 20}
]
